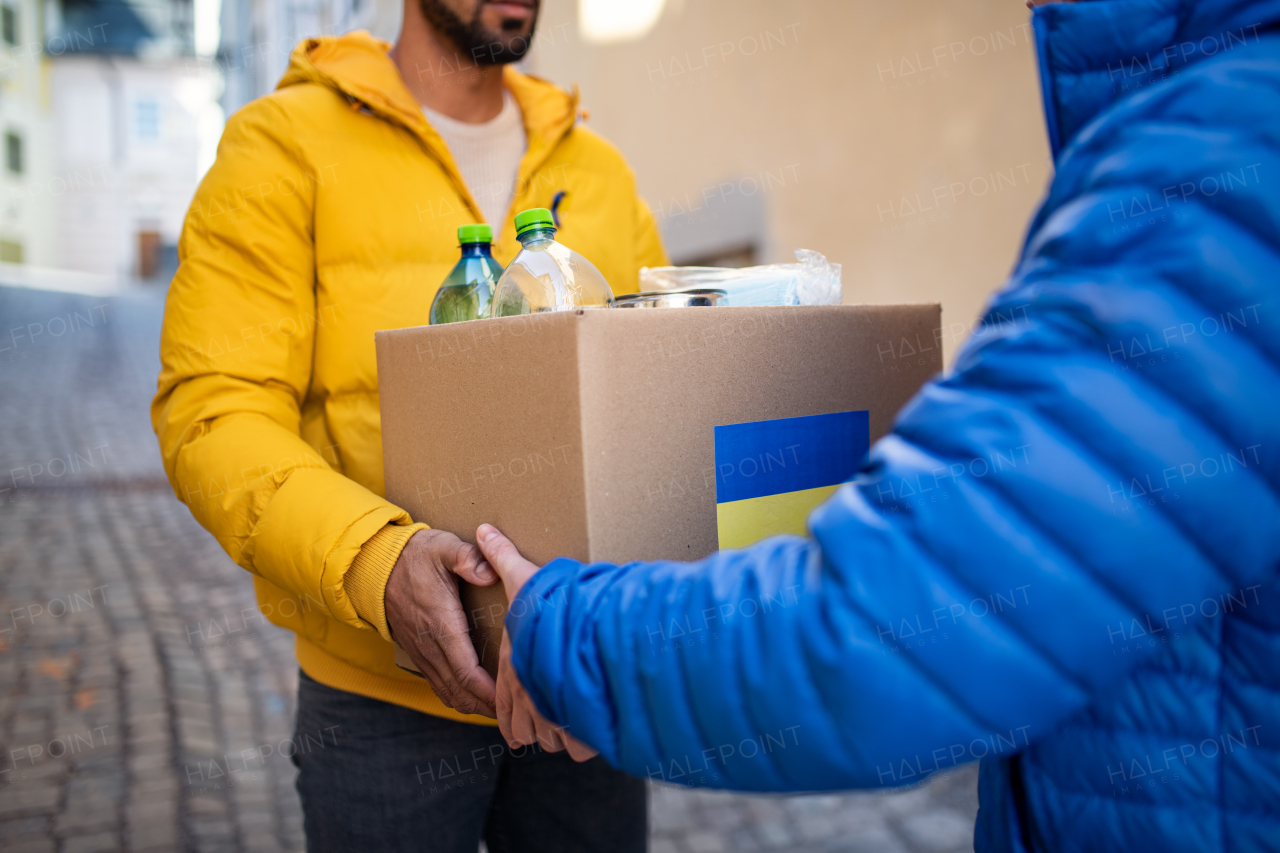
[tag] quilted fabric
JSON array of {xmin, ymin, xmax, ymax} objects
[{"xmin": 506, "ymin": 2, "xmax": 1280, "ymax": 850}]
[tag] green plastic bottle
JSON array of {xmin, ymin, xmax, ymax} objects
[{"xmin": 429, "ymin": 224, "xmax": 504, "ymax": 325}]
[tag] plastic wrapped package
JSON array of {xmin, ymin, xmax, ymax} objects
[{"xmin": 639, "ymin": 249, "xmax": 842, "ymax": 307}]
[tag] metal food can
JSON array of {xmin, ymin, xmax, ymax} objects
[{"xmin": 612, "ymin": 288, "xmax": 728, "ymax": 309}]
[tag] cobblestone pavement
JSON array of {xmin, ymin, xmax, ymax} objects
[{"xmin": 0, "ymin": 283, "xmax": 978, "ymax": 853}]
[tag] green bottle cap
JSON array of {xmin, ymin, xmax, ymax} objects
[
  {"xmin": 457, "ymin": 223, "xmax": 493, "ymax": 245},
  {"xmin": 513, "ymin": 208, "xmax": 556, "ymax": 237}
]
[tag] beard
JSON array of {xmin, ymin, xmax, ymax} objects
[{"xmin": 417, "ymin": 0, "xmax": 539, "ymax": 66}]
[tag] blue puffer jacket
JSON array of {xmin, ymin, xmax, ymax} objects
[{"xmin": 507, "ymin": 1, "xmax": 1280, "ymax": 850}]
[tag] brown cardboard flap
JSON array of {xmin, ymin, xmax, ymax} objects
[{"xmin": 393, "ymin": 643, "xmax": 423, "ymax": 677}]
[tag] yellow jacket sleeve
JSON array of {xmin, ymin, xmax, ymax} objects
[{"xmin": 151, "ymin": 98, "xmax": 412, "ymax": 636}]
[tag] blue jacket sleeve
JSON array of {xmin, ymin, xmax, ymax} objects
[{"xmin": 506, "ymin": 45, "xmax": 1280, "ymax": 792}]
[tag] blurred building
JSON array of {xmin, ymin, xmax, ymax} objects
[
  {"xmin": 217, "ymin": 0, "xmax": 399, "ymax": 115},
  {"xmin": 36, "ymin": 0, "xmax": 219, "ymax": 279},
  {"xmin": 0, "ymin": 0, "xmax": 58, "ymax": 267}
]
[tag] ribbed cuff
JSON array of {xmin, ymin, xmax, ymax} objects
[{"xmin": 347, "ymin": 522, "xmax": 430, "ymax": 642}]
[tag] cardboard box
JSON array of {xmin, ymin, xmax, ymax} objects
[{"xmin": 376, "ymin": 304, "xmax": 941, "ymax": 676}]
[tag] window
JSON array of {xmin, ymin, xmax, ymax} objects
[
  {"xmin": 1, "ymin": 5, "xmax": 15, "ymax": 47},
  {"xmin": 134, "ymin": 100, "xmax": 160, "ymax": 140},
  {"xmin": 5, "ymin": 131, "xmax": 22, "ymax": 175}
]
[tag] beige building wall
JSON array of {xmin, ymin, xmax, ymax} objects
[
  {"xmin": 527, "ymin": 0, "xmax": 1053, "ymax": 362},
  {"xmin": 50, "ymin": 57, "xmax": 217, "ymax": 277}
]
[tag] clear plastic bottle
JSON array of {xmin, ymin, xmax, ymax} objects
[
  {"xmin": 490, "ymin": 208, "xmax": 614, "ymax": 317},
  {"xmin": 429, "ymin": 224, "xmax": 504, "ymax": 325}
]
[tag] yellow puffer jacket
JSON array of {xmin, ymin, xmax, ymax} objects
[{"xmin": 151, "ymin": 32, "xmax": 667, "ymax": 723}]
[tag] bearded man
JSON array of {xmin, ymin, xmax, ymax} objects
[{"xmin": 151, "ymin": 0, "xmax": 666, "ymax": 849}]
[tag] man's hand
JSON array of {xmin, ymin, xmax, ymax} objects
[
  {"xmin": 385, "ymin": 528, "xmax": 498, "ymax": 717},
  {"xmin": 477, "ymin": 524, "xmax": 598, "ymax": 763}
]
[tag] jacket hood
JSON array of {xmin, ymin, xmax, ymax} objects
[
  {"xmin": 1032, "ymin": 0, "xmax": 1280, "ymax": 160},
  {"xmin": 275, "ymin": 31, "xmax": 580, "ymax": 218}
]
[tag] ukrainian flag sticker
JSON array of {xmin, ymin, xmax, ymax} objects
[{"xmin": 714, "ymin": 410, "xmax": 869, "ymax": 550}]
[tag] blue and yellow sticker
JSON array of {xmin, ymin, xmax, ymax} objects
[{"xmin": 714, "ymin": 410, "xmax": 869, "ymax": 549}]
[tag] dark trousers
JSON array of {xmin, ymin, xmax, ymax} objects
[{"xmin": 293, "ymin": 670, "xmax": 647, "ymax": 853}]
